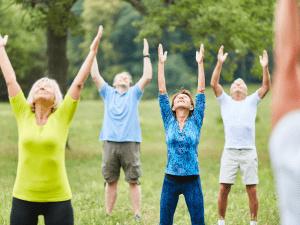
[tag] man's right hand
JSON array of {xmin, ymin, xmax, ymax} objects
[{"xmin": 218, "ymin": 46, "xmax": 228, "ymax": 63}]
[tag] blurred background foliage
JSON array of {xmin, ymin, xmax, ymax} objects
[{"xmin": 0, "ymin": 0, "xmax": 275, "ymax": 100}]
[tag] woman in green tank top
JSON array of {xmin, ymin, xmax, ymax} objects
[{"xmin": 0, "ymin": 26, "xmax": 103, "ymax": 225}]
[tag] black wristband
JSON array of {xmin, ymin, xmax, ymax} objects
[{"xmin": 143, "ymin": 54, "xmax": 150, "ymax": 58}]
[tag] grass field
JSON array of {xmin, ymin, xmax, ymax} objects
[{"xmin": 0, "ymin": 85, "xmax": 279, "ymax": 224}]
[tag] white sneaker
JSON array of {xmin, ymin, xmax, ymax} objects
[
  {"xmin": 218, "ymin": 220, "xmax": 225, "ymax": 225},
  {"xmin": 250, "ymin": 221, "xmax": 257, "ymax": 225}
]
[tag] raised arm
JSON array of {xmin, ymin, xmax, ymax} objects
[
  {"xmin": 91, "ymin": 56, "xmax": 105, "ymax": 90},
  {"xmin": 158, "ymin": 44, "xmax": 167, "ymax": 95},
  {"xmin": 0, "ymin": 35, "xmax": 22, "ymax": 98},
  {"xmin": 272, "ymin": 0, "xmax": 300, "ymax": 127},
  {"xmin": 138, "ymin": 39, "xmax": 153, "ymax": 91},
  {"xmin": 196, "ymin": 44, "xmax": 205, "ymax": 94},
  {"xmin": 68, "ymin": 26, "xmax": 103, "ymax": 101},
  {"xmin": 210, "ymin": 46, "xmax": 228, "ymax": 97},
  {"xmin": 257, "ymin": 50, "xmax": 271, "ymax": 99}
]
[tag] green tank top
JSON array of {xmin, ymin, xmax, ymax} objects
[{"xmin": 9, "ymin": 91, "xmax": 79, "ymax": 202}]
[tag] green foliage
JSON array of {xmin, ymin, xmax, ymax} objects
[
  {"xmin": 144, "ymin": 54, "xmax": 194, "ymax": 99},
  {"xmin": 13, "ymin": 0, "xmax": 84, "ymax": 36},
  {"xmin": 133, "ymin": 0, "xmax": 276, "ymax": 80},
  {"xmin": 0, "ymin": 0, "xmax": 46, "ymax": 100},
  {"xmin": 80, "ymin": 0, "xmax": 125, "ymax": 85},
  {"xmin": 79, "ymin": 2, "xmax": 196, "ymax": 98}
]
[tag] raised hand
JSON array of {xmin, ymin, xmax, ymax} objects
[
  {"xmin": 143, "ymin": 38, "xmax": 149, "ymax": 55},
  {"xmin": 218, "ymin": 46, "xmax": 228, "ymax": 63},
  {"xmin": 259, "ymin": 50, "xmax": 268, "ymax": 69},
  {"xmin": 0, "ymin": 35, "xmax": 8, "ymax": 48},
  {"xmin": 158, "ymin": 44, "xmax": 167, "ymax": 63},
  {"xmin": 196, "ymin": 44, "xmax": 204, "ymax": 64},
  {"xmin": 90, "ymin": 26, "xmax": 103, "ymax": 53}
]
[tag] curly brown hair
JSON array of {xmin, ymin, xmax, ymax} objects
[{"xmin": 171, "ymin": 89, "xmax": 194, "ymax": 118}]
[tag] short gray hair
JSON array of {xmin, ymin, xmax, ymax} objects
[
  {"xmin": 230, "ymin": 78, "xmax": 247, "ymax": 92},
  {"xmin": 113, "ymin": 72, "xmax": 132, "ymax": 87},
  {"xmin": 27, "ymin": 77, "xmax": 63, "ymax": 112}
]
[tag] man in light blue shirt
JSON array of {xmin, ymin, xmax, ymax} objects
[{"xmin": 91, "ymin": 38, "xmax": 152, "ymax": 220}]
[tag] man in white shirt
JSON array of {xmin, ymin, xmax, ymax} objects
[{"xmin": 210, "ymin": 46, "xmax": 271, "ymax": 225}]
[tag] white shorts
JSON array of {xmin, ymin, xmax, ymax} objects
[{"xmin": 219, "ymin": 148, "xmax": 259, "ymax": 185}]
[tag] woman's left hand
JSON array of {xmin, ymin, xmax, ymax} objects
[
  {"xmin": 196, "ymin": 44, "xmax": 204, "ymax": 64},
  {"xmin": 90, "ymin": 25, "xmax": 103, "ymax": 53}
]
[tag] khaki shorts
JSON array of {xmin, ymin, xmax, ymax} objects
[
  {"xmin": 102, "ymin": 141, "xmax": 142, "ymax": 183},
  {"xmin": 219, "ymin": 148, "xmax": 259, "ymax": 185}
]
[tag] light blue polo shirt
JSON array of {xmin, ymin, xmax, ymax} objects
[{"xmin": 99, "ymin": 82, "xmax": 143, "ymax": 142}]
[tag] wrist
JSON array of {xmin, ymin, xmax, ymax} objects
[
  {"xmin": 217, "ymin": 60, "xmax": 223, "ymax": 66},
  {"xmin": 158, "ymin": 61, "xmax": 164, "ymax": 65},
  {"xmin": 263, "ymin": 65, "xmax": 269, "ymax": 70}
]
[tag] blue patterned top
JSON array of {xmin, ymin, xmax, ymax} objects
[{"xmin": 159, "ymin": 93, "xmax": 206, "ymax": 176}]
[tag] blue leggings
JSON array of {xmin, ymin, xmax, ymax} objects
[{"xmin": 159, "ymin": 177, "xmax": 205, "ymax": 225}]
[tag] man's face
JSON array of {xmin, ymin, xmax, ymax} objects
[
  {"xmin": 113, "ymin": 73, "xmax": 131, "ymax": 89},
  {"xmin": 230, "ymin": 80, "xmax": 247, "ymax": 96}
]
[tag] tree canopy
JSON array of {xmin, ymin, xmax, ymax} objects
[{"xmin": 126, "ymin": 0, "xmax": 276, "ymax": 80}]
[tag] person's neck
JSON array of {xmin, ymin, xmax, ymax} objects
[
  {"xmin": 34, "ymin": 101, "xmax": 53, "ymax": 125},
  {"xmin": 176, "ymin": 108, "xmax": 190, "ymax": 123},
  {"xmin": 232, "ymin": 91, "xmax": 246, "ymax": 101},
  {"xmin": 115, "ymin": 85, "xmax": 129, "ymax": 95}
]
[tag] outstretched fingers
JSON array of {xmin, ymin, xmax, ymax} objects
[
  {"xmin": 158, "ymin": 43, "xmax": 163, "ymax": 55},
  {"xmin": 143, "ymin": 38, "xmax": 150, "ymax": 56},
  {"xmin": 196, "ymin": 44, "xmax": 204, "ymax": 63},
  {"xmin": 201, "ymin": 43, "xmax": 204, "ymax": 54},
  {"xmin": 158, "ymin": 43, "xmax": 167, "ymax": 63},
  {"xmin": 0, "ymin": 34, "xmax": 8, "ymax": 47},
  {"xmin": 219, "ymin": 45, "xmax": 224, "ymax": 54},
  {"xmin": 90, "ymin": 25, "xmax": 103, "ymax": 53}
]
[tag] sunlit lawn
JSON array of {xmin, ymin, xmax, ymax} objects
[{"xmin": 0, "ymin": 85, "xmax": 279, "ymax": 224}]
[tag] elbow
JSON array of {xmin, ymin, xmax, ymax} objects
[
  {"xmin": 6, "ymin": 78, "xmax": 17, "ymax": 87},
  {"xmin": 210, "ymin": 82, "xmax": 216, "ymax": 88},
  {"xmin": 92, "ymin": 76, "xmax": 97, "ymax": 82},
  {"xmin": 146, "ymin": 77, "xmax": 152, "ymax": 84},
  {"xmin": 77, "ymin": 83, "xmax": 84, "ymax": 91}
]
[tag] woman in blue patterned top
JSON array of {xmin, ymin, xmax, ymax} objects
[{"xmin": 158, "ymin": 43, "xmax": 206, "ymax": 225}]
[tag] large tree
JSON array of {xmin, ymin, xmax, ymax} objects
[
  {"xmin": 13, "ymin": 0, "xmax": 84, "ymax": 96},
  {"xmin": 0, "ymin": 0, "xmax": 46, "ymax": 101},
  {"xmin": 124, "ymin": 0, "xmax": 276, "ymax": 80}
]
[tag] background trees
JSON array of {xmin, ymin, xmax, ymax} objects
[{"xmin": 0, "ymin": 0, "xmax": 276, "ymax": 100}]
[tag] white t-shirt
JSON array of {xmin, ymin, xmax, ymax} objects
[
  {"xmin": 269, "ymin": 111, "xmax": 300, "ymax": 225},
  {"xmin": 217, "ymin": 91, "xmax": 262, "ymax": 149}
]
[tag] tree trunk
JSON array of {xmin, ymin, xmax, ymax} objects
[
  {"xmin": 46, "ymin": 28, "xmax": 69, "ymax": 96},
  {"xmin": 46, "ymin": 27, "xmax": 71, "ymax": 150}
]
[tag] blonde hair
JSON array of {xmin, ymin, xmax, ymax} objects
[{"xmin": 27, "ymin": 77, "xmax": 63, "ymax": 112}]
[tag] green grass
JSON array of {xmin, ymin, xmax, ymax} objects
[{"xmin": 0, "ymin": 85, "xmax": 279, "ymax": 224}]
